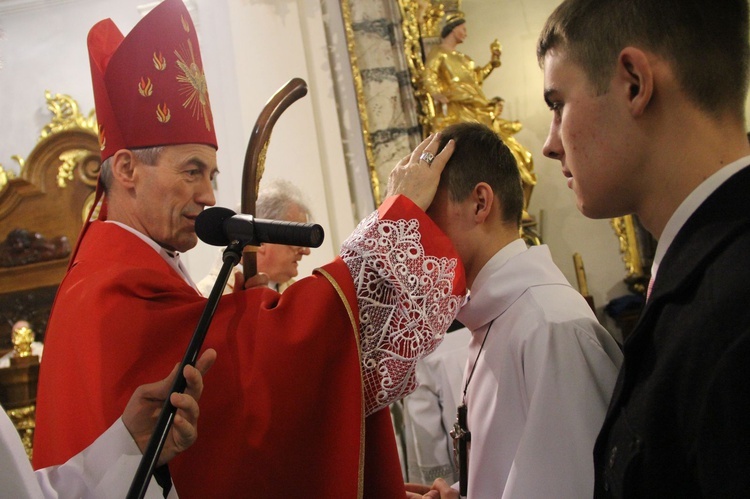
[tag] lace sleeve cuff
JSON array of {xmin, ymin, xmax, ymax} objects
[{"xmin": 341, "ymin": 195, "xmax": 465, "ymax": 416}]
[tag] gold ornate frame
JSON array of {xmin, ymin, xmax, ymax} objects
[
  {"xmin": 339, "ymin": 0, "xmax": 382, "ymax": 205},
  {"xmin": 611, "ymin": 214, "xmax": 654, "ymax": 295}
]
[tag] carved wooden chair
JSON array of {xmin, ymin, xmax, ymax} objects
[{"xmin": 0, "ymin": 92, "xmax": 99, "ymax": 459}]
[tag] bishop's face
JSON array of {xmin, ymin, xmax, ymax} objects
[{"xmin": 131, "ymin": 143, "xmax": 218, "ymax": 253}]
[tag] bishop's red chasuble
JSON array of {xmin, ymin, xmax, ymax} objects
[{"xmin": 33, "ymin": 195, "xmax": 465, "ymax": 498}]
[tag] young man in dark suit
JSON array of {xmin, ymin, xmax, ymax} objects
[{"xmin": 538, "ymin": 0, "xmax": 750, "ymax": 496}]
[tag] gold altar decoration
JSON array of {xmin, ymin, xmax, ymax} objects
[
  {"xmin": 9, "ymin": 92, "xmax": 100, "ymax": 190},
  {"xmin": 7, "ymin": 405, "xmax": 35, "ymax": 460},
  {"xmin": 611, "ymin": 215, "xmax": 653, "ymax": 295},
  {"xmin": 57, "ymin": 149, "xmax": 92, "ymax": 188},
  {"xmin": 11, "ymin": 324, "xmax": 34, "ymax": 358},
  {"xmin": 398, "ymin": 0, "xmax": 444, "ymax": 134},
  {"xmin": 396, "ymin": 1, "xmax": 540, "ymax": 244},
  {"xmin": 0, "ymin": 165, "xmax": 15, "ymax": 190},
  {"xmin": 0, "ymin": 92, "xmax": 99, "ymax": 295},
  {"xmin": 39, "ymin": 90, "xmax": 98, "ymax": 141},
  {"xmin": 0, "ymin": 93, "xmax": 98, "ymax": 459},
  {"xmin": 414, "ymin": 6, "xmax": 536, "ymax": 210},
  {"xmin": 0, "ymin": 321, "xmax": 40, "ymax": 460}
]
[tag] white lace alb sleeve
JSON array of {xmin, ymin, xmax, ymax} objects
[{"xmin": 340, "ymin": 210, "xmax": 463, "ymax": 416}]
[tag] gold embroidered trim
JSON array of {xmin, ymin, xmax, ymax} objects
[{"xmin": 315, "ymin": 266, "xmax": 364, "ymax": 499}]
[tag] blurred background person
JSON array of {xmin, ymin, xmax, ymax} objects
[{"xmin": 197, "ymin": 179, "xmax": 313, "ymax": 295}]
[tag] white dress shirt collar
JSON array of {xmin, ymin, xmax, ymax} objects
[{"xmin": 651, "ymin": 156, "xmax": 750, "ymax": 280}]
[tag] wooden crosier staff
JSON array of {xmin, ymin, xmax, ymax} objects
[{"xmin": 241, "ymin": 78, "xmax": 309, "ymax": 279}]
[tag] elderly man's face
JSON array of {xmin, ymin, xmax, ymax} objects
[
  {"xmin": 132, "ymin": 144, "xmax": 218, "ymax": 253},
  {"xmin": 257, "ymin": 203, "xmax": 311, "ymax": 284}
]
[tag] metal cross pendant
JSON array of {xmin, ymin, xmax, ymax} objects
[{"xmin": 449, "ymin": 403, "xmax": 471, "ymax": 497}]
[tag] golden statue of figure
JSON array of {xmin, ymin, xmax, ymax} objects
[
  {"xmin": 12, "ymin": 321, "xmax": 35, "ymax": 358},
  {"xmin": 422, "ymin": 12, "xmax": 536, "ymax": 209}
]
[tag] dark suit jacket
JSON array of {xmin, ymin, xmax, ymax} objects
[{"xmin": 594, "ymin": 165, "xmax": 750, "ymax": 498}]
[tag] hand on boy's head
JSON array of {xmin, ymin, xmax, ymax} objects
[{"xmin": 386, "ymin": 133, "xmax": 455, "ymax": 211}]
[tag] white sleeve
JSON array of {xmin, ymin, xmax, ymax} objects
[
  {"xmin": 402, "ymin": 328, "xmax": 470, "ymax": 484},
  {"xmin": 35, "ymin": 417, "xmax": 175, "ymax": 499},
  {"xmin": 503, "ymin": 320, "xmax": 620, "ymax": 498},
  {"xmin": 402, "ymin": 359, "xmax": 456, "ymax": 484}
]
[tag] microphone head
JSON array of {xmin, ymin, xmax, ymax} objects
[{"xmin": 195, "ymin": 206, "xmax": 236, "ymax": 246}]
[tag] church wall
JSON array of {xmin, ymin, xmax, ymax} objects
[{"xmin": 191, "ymin": 0, "xmax": 357, "ymax": 282}]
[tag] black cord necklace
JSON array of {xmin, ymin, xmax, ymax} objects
[
  {"xmin": 451, "ymin": 318, "xmax": 496, "ymax": 497},
  {"xmin": 462, "ymin": 317, "xmax": 496, "ymax": 405}
]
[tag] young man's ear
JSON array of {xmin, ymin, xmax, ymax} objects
[
  {"xmin": 472, "ymin": 183, "xmax": 494, "ymax": 223},
  {"xmin": 617, "ymin": 47, "xmax": 654, "ymax": 117},
  {"xmin": 109, "ymin": 149, "xmax": 137, "ymax": 189}
]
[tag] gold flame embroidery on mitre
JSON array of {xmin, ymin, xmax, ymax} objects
[
  {"xmin": 138, "ymin": 77, "xmax": 154, "ymax": 97},
  {"xmin": 153, "ymin": 52, "xmax": 167, "ymax": 71},
  {"xmin": 156, "ymin": 102, "xmax": 171, "ymax": 123}
]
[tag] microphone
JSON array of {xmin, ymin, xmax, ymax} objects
[{"xmin": 195, "ymin": 206, "xmax": 324, "ymax": 248}]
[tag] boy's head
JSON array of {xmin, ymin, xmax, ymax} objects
[
  {"xmin": 435, "ymin": 122, "xmax": 524, "ymax": 228},
  {"xmin": 426, "ymin": 123, "xmax": 524, "ymax": 286}
]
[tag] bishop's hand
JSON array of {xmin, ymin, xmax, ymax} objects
[{"xmin": 386, "ymin": 133, "xmax": 455, "ymax": 211}]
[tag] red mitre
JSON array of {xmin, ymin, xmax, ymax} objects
[{"xmin": 88, "ymin": 0, "xmax": 217, "ymax": 161}]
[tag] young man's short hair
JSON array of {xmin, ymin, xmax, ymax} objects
[
  {"xmin": 437, "ymin": 122, "xmax": 524, "ymax": 227},
  {"xmin": 537, "ymin": 0, "xmax": 750, "ymax": 121}
]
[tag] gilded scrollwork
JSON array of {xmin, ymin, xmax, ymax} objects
[
  {"xmin": 0, "ymin": 164, "xmax": 15, "ymax": 190},
  {"xmin": 39, "ymin": 90, "xmax": 98, "ymax": 141},
  {"xmin": 55, "ymin": 148, "xmax": 99, "ymax": 191},
  {"xmin": 8, "ymin": 92, "xmax": 99, "ymax": 192},
  {"xmin": 57, "ymin": 149, "xmax": 91, "ymax": 188},
  {"xmin": 7, "ymin": 405, "xmax": 35, "ymax": 460}
]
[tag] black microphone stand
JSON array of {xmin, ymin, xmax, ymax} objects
[{"xmin": 127, "ymin": 240, "xmax": 245, "ymax": 499}]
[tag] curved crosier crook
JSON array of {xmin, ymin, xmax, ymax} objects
[{"xmin": 240, "ymin": 77, "xmax": 308, "ymax": 280}]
